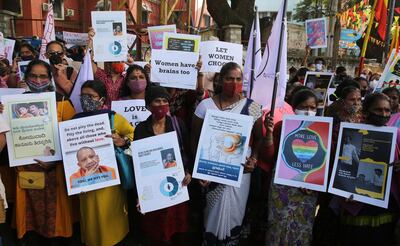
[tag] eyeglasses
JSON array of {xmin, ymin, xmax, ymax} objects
[
  {"xmin": 27, "ymin": 74, "xmax": 49, "ymax": 80},
  {"xmin": 47, "ymin": 51, "xmax": 64, "ymax": 56}
]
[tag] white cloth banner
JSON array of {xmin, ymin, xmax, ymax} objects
[
  {"xmin": 63, "ymin": 31, "xmax": 89, "ymax": 46},
  {"xmin": 39, "ymin": 4, "xmax": 56, "ymax": 60},
  {"xmin": 70, "ymin": 51, "xmax": 94, "ymax": 113}
]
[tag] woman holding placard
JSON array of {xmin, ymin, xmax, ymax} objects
[
  {"xmin": 261, "ymin": 88, "xmax": 319, "ymax": 245},
  {"xmin": 73, "ymin": 79, "xmax": 134, "ymax": 246},
  {"xmin": 133, "ymin": 85, "xmax": 192, "ymax": 245},
  {"xmin": 191, "ymin": 62, "xmax": 262, "ymax": 245},
  {"xmin": 335, "ymin": 93, "xmax": 399, "ymax": 245},
  {"xmin": 12, "ymin": 60, "xmax": 76, "ymax": 244}
]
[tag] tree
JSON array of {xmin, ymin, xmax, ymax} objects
[
  {"xmin": 293, "ymin": 0, "xmax": 330, "ymax": 21},
  {"xmin": 206, "ymin": 0, "xmax": 255, "ymax": 38}
]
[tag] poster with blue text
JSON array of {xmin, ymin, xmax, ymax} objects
[
  {"xmin": 193, "ymin": 110, "xmax": 253, "ymax": 187},
  {"xmin": 274, "ymin": 115, "xmax": 333, "ymax": 192}
]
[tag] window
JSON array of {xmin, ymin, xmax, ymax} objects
[
  {"xmin": 52, "ymin": 0, "xmax": 64, "ymax": 20},
  {"xmin": 2, "ymin": 0, "xmax": 23, "ymax": 16}
]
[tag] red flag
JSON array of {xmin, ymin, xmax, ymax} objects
[
  {"xmin": 375, "ymin": 0, "xmax": 388, "ymax": 41},
  {"xmin": 395, "ymin": 7, "xmax": 400, "ymax": 14}
]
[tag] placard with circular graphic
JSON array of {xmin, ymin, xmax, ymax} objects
[
  {"xmin": 109, "ymin": 41, "xmax": 122, "ymax": 55},
  {"xmin": 159, "ymin": 176, "xmax": 179, "ymax": 197}
]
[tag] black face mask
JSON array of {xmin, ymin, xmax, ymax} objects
[
  {"xmin": 49, "ymin": 54, "xmax": 63, "ymax": 65},
  {"xmin": 367, "ymin": 112, "xmax": 390, "ymax": 126},
  {"xmin": 21, "ymin": 55, "xmax": 35, "ymax": 61}
]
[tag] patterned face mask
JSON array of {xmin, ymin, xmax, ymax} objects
[
  {"xmin": 26, "ymin": 80, "xmax": 51, "ymax": 93},
  {"xmin": 80, "ymin": 94, "xmax": 103, "ymax": 112}
]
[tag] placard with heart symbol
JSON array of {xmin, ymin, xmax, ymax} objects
[
  {"xmin": 291, "ymin": 139, "xmax": 319, "ymax": 163},
  {"xmin": 282, "ymin": 129, "xmax": 326, "ymax": 173}
]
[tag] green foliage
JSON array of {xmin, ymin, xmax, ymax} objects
[{"xmin": 293, "ymin": 0, "xmax": 331, "ymax": 21}]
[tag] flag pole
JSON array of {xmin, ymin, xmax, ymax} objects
[
  {"xmin": 270, "ymin": 0, "xmax": 287, "ymax": 117},
  {"xmin": 249, "ymin": 6, "xmax": 258, "ymax": 98},
  {"xmin": 384, "ymin": 0, "xmax": 396, "ymax": 59},
  {"xmin": 359, "ymin": 0, "xmax": 378, "ymax": 75}
]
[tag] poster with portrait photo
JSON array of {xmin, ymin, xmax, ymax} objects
[
  {"xmin": 2, "ymin": 92, "xmax": 62, "ymax": 166},
  {"xmin": 131, "ymin": 131, "xmax": 189, "ymax": 213},
  {"xmin": 17, "ymin": 60, "xmax": 30, "ymax": 79},
  {"xmin": 91, "ymin": 11, "xmax": 127, "ymax": 62},
  {"xmin": 304, "ymin": 72, "xmax": 334, "ymax": 115},
  {"xmin": 59, "ymin": 113, "xmax": 120, "ymax": 195},
  {"xmin": 274, "ymin": 115, "xmax": 333, "ymax": 192},
  {"xmin": 328, "ymin": 123, "xmax": 397, "ymax": 208}
]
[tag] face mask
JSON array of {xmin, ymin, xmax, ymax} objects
[
  {"xmin": 150, "ymin": 104, "xmax": 169, "ymax": 120},
  {"xmin": 222, "ymin": 82, "xmax": 242, "ymax": 98},
  {"xmin": 128, "ymin": 79, "xmax": 147, "ymax": 94},
  {"xmin": 299, "ymin": 78, "xmax": 305, "ymax": 84},
  {"xmin": 21, "ymin": 55, "xmax": 35, "ymax": 61},
  {"xmin": 370, "ymin": 79, "xmax": 379, "ymax": 89},
  {"xmin": 367, "ymin": 112, "xmax": 390, "ymax": 126},
  {"xmin": 345, "ymin": 104, "xmax": 360, "ymax": 114},
  {"xmin": 316, "ymin": 64, "xmax": 323, "ymax": 71},
  {"xmin": 26, "ymin": 80, "xmax": 51, "ymax": 93},
  {"xmin": 80, "ymin": 95, "xmax": 103, "ymax": 112},
  {"xmin": 111, "ymin": 63, "xmax": 125, "ymax": 74},
  {"xmin": 295, "ymin": 109, "xmax": 317, "ymax": 116}
]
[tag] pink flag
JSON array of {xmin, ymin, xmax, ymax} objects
[
  {"xmin": 39, "ymin": 4, "xmax": 55, "ymax": 60},
  {"xmin": 250, "ymin": 0, "xmax": 287, "ymax": 110}
]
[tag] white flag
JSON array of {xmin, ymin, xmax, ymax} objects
[
  {"xmin": 39, "ymin": 4, "xmax": 56, "ymax": 60},
  {"xmin": 251, "ymin": 0, "xmax": 287, "ymax": 109},
  {"xmin": 70, "ymin": 51, "xmax": 94, "ymax": 113},
  {"xmin": 244, "ymin": 11, "xmax": 262, "ymax": 97}
]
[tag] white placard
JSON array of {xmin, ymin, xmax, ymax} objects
[
  {"xmin": 0, "ymin": 88, "xmax": 25, "ymax": 100},
  {"xmin": 3, "ymin": 92, "xmax": 62, "ymax": 166},
  {"xmin": 0, "ymin": 38, "xmax": 15, "ymax": 64},
  {"xmin": 63, "ymin": 31, "xmax": 89, "ymax": 46},
  {"xmin": 328, "ymin": 123, "xmax": 397, "ymax": 208},
  {"xmin": 131, "ymin": 131, "xmax": 189, "ymax": 213},
  {"xmin": 151, "ymin": 49, "xmax": 199, "ymax": 90},
  {"xmin": 192, "ymin": 110, "xmax": 253, "ymax": 187},
  {"xmin": 59, "ymin": 113, "xmax": 121, "ymax": 195},
  {"xmin": 91, "ymin": 11, "xmax": 128, "ymax": 62},
  {"xmin": 111, "ymin": 99, "xmax": 151, "ymax": 127},
  {"xmin": 200, "ymin": 41, "xmax": 243, "ymax": 73}
]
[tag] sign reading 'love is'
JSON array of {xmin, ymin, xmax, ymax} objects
[{"xmin": 282, "ymin": 129, "xmax": 326, "ymax": 173}]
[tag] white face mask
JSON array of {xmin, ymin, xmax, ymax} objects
[
  {"xmin": 315, "ymin": 64, "xmax": 323, "ymax": 71},
  {"xmin": 295, "ymin": 109, "xmax": 317, "ymax": 116}
]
